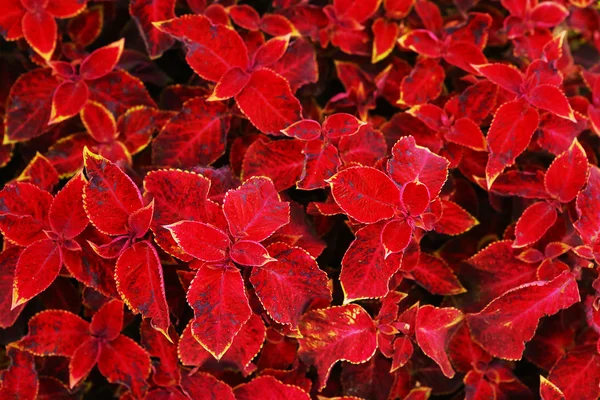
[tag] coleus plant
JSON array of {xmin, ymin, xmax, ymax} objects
[{"xmin": 1, "ymin": 0, "xmax": 600, "ymax": 399}]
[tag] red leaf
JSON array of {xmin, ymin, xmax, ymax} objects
[
  {"xmin": 208, "ymin": 67, "xmax": 250, "ymax": 101},
  {"xmin": 545, "ymin": 139, "xmax": 588, "ymax": 203},
  {"xmin": 539, "ymin": 376, "xmax": 565, "ymax": 400},
  {"xmin": 401, "ymin": 181, "xmax": 430, "ymax": 216},
  {"xmin": 0, "ymin": 348, "xmax": 38, "ymax": 400},
  {"xmin": 485, "ymin": 99, "xmax": 539, "ymax": 188},
  {"xmin": 416, "ymin": 305, "xmax": 463, "ymax": 378},
  {"xmin": 15, "ymin": 310, "xmax": 90, "ymax": 357},
  {"xmin": 17, "ymin": 153, "xmax": 59, "ymax": 192},
  {"xmin": 338, "ymin": 124, "xmax": 387, "ymax": 166},
  {"xmin": 143, "ymin": 169, "xmax": 221, "ymax": 261},
  {"xmin": 0, "ymin": 182, "xmax": 52, "ymax": 246},
  {"xmin": 67, "ymin": 6, "xmax": 103, "ymax": 47},
  {"xmin": 166, "ymin": 220, "xmax": 229, "ymax": 262},
  {"xmin": 433, "ymin": 200, "xmax": 479, "ymax": 235},
  {"xmin": 466, "ymin": 270, "xmax": 580, "ymax": 360},
  {"xmin": 297, "ymin": 140, "xmax": 341, "ymax": 190},
  {"xmin": 154, "ymin": 15, "xmax": 249, "ymax": 82},
  {"xmin": 152, "ymin": 97, "xmax": 230, "ymax": 168},
  {"xmin": 381, "ymin": 218, "xmax": 412, "ymax": 256},
  {"xmin": 530, "ymin": 2, "xmax": 569, "ymax": 27},
  {"xmin": 548, "ymin": 346, "xmax": 600, "ymax": 400},
  {"xmin": 399, "ymin": 58, "xmax": 445, "ymax": 107},
  {"xmin": 234, "ymin": 376, "xmax": 310, "ymax": 400},
  {"xmin": 115, "ymin": 241, "xmax": 170, "ymax": 334},
  {"xmin": 49, "ymin": 174, "xmax": 88, "ymax": 240},
  {"xmin": 83, "ymin": 148, "xmax": 143, "ymax": 236},
  {"xmin": 86, "ymin": 70, "xmax": 156, "ymax": 116},
  {"xmin": 98, "ymin": 334, "xmax": 151, "ymax": 398},
  {"xmin": 230, "ymin": 240, "xmax": 273, "ymax": 267},
  {"xmin": 242, "ymin": 138, "xmax": 305, "ymax": 191},
  {"xmin": 88, "ymin": 235, "xmax": 130, "ymax": 259},
  {"xmin": 281, "ymin": 119, "xmax": 322, "ymax": 141},
  {"xmin": 251, "ymin": 242, "xmax": 331, "ymax": 327},
  {"xmin": 444, "ymin": 41, "xmax": 487, "ymax": 75},
  {"xmin": 475, "ymin": 63, "xmax": 523, "ymax": 94},
  {"xmin": 0, "ymin": 248, "xmax": 24, "ymax": 328},
  {"xmin": 235, "ymin": 68, "xmax": 302, "ymax": 135},
  {"xmin": 81, "ymin": 101, "xmax": 117, "ymax": 143},
  {"xmin": 80, "ymin": 39, "xmax": 125, "ymax": 81},
  {"xmin": 322, "ymin": 113, "xmax": 364, "ymax": 139},
  {"xmin": 526, "ymin": 85, "xmax": 576, "ymax": 122},
  {"xmin": 224, "ymin": 176, "xmax": 290, "ymax": 242},
  {"xmin": 447, "ymin": 117, "xmax": 487, "ymax": 151},
  {"xmin": 411, "ymin": 253, "xmax": 466, "ymax": 295},
  {"xmin": 329, "ymin": 166, "xmax": 400, "ymax": 224},
  {"xmin": 128, "ymin": 200, "xmax": 154, "ymax": 238},
  {"xmin": 69, "ymin": 337, "xmax": 100, "ymax": 389},
  {"xmin": 13, "ymin": 239, "xmax": 62, "ymax": 307},
  {"xmin": 46, "ymin": 0, "xmax": 87, "ymax": 18},
  {"xmin": 4, "ymin": 69, "xmax": 58, "ymax": 142},
  {"xmin": 407, "ymin": 103, "xmax": 444, "ymax": 131},
  {"xmin": 22, "ymin": 10, "xmax": 56, "ymax": 61},
  {"xmin": 90, "ymin": 299, "xmax": 124, "ymax": 341},
  {"xmin": 187, "ymin": 264, "xmax": 252, "ymax": 359},
  {"xmin": 140, "ymin": 319, "xmax": 180, "ymax": 387},
  {"xmin": 0, "ymin": 2, "xmax": 25, "ymax": 41},
  {"xmin": 575, "ymin": 166, "xmax": 600, "ymax": 245},
  {"xmin": 49, "ymin": 80, "xmax": 89, "ymax": 125},
  {"xmin": 229, "ymin": 5, "xmax": 261, "ymax": 31},
  {"xmin": 130, "ymin": 0, "xmax": 176, "ymax": 59},
  {"xmin": 270, "ymin": 38, "xmax": 319, "ymax": 91},
  {"xmin": 454, "ymin": 80, "xmax": 498, "ymax": 123},
  {"xmin": 180, "ymin": 372, "xmax": 235, "ymax": 400},
  {"xmin": 372, "ymin": 18, "xmax": 400, "ymax": 63},
  {"xmin": 513, "ymin": 202, "xmax": 558, "ymax": 248},
  {"xmin": 340, "ymin": 223, "xmax": 403, "ymax": 302},
  {"xmin": 392, "ymin": 336, "xmax": 414, "ymax": 371},
  {"xmin": 252, "ymin": 35, "xmax": 290, "ymax": 70},
  {"xmin": 384, "ymin": 0, "xmax": 415, "ymax": 18},
  {"xmin": 298, "ymin": 304, "xmax": 378, "ymax": 389},
  {"xmin": 388, "ymin": 136, "xmax": 449, "ymax": 198}
]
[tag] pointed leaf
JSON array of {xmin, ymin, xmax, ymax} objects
[
  {"xmin": 17, "ymin": 153, "xmax": 59, "ymax": 192},
  {"xmin": 252, "ymin": 35, "xmax": 290, "ymax": 70},
  {"xmin": 575, "ymin": 166, "xmax": 600, "ymax": 245},
  {"xmin": 98, "ymin": 334, "xmax": 150, "ymax": 399},
  {"xmin": 166, "ymin": 221, "xmax": 229, "ymax": 262},
  {"xmin": 140, "ymin": 319, "xmax": 180, "ymax": 387},
  {"xmin": 187, "ymin": 264, "xmax": 252, "ymax": 359},
  {"xmin": 69, "ymin": 337, "xmax": 100, "ymax": 389},
  {"xmin": 447, "ymin": 118, "xmax": 487, "ymax": 151},
  {"xmin": 235, "ymin": 68, "xmax": 302, "ymax": 135},
  {"xmin": 399, "ymin": 58, "xmax": 445, "ymax": 107},
  {"xmin": 329, "ymin": 166, "xmax": 400, "ymax": 224},
  {"xmin": 513, "ymin": 202, "xmax": 558, "ymax": 248},
  {"xmin": 230, "ymin": 240, "xmax": 272, "ymax": 267},
  {"xmin": 90, "ymin": 299, "xmax": 124, "ymax": 341},
  {"xmin": 22, "ymin": 10, "xmax": 56, "ymax": 61},
  {"xmin": 13, "ymin": 239, "xmax": 62, "ymax": 307},
  {"xmin": 83, "ymin": 149, "xmax": 143, "ymax": 235},
  {"xmin": 208, "ymin": 67, "xmax": 250, "ymax": 101},
  {"xmin": 14, "ymin": 310, "xmax": 90, "ymax": 357},
  {"xmin": 129, "ymin": 0, "xmax": 176, "ymax": 59},
  {"xmin": 270, "ymin": 38, "xmax": 318, "ymax": 91},
  {"xmin": 297, "ymin": 140, "xmax": 341, "ymax": 190},
  {"xmin": 154, "ymin": 15, "xmax": 249, "ymax": 82},
  {"xmin": 180, "ymin": 372, "xmax": 235, "ymax": 400},
  {"xmin": 527, "ymin": 84, "xmax": 576, "ymax": 122},
  {"xmin": 341, "ymin": 223, "xmax": 403, "ymax": 302},
  {"xmin": 416, "ymin": 305, "xmax": 463, "ymax": 378},
  {"xmin": 224, "ymin": 176, "xmax": 290, "ymax": 242},
  {"xmin": 80, "ymin": 39, "xmax": 125, "ymax": 81},
  {"xmin": 548, "ymin": 346, "xmax": 600, "ymax": 400},
  {"xmin": 545, "ymin": 139, "xmax": 588, "ymax": 203},
  {"xmin": 433, "ymin": 200, "xmax": 478, "ymax": 235},
  {"xmin": 251, "ymin": 242, "xmax": 331, "ymax": 327},
  {"xmin": 466, "ymin": 271, "xmax": 580, "ymax": 360},
  {"xmin": 152, "ymin": 97, "xmax": 230, "ymax": 168},
  {"xmin": 81, "ymin": 101, "xmax": 117, "ymax": 143},
  {"xmin": 372, "ymin": 18, "xmax": 400, "ymax": 63},
  {"xmin": 398, "ymin": 30, "xmax": 442, "ymax": 58},
  {"xmin": 128, "ymin": 200, "xmax": 154, "ymax": 238},
  {"xmin": 322, "ymin": 113, "xmax": 364, "ymax": 139},
  {"xmin": 0, "ymin": 248, "xmax": 24, "ymax": 328},
  {"xmin": 49, "ymin": 174, "xmax": 88, "ymax": 240},
  {"xmin": 485, "ymin": 99, "xmax": 539, "ymax": 188},
  {"xmin": 381, "ymin": 218, "xmax": 412, "ymax": 256},
  {"xmin": 298, "ymin": 304, "xmax": 378, "ymax": 390},
  {"xmin": 87, "ymin": 70, "xmax": 156, "ymax": 116},
  {"xmin": 539, "ymin": 376, "xmax": 565, "ymax": 400},
  {"xmin": 0, "ymin": 348, "xmax": 38, "ymax": 400},
  {"xmin": 411, "ymin": 253, "xmax": 466, "ymax": 295},
  {"xmin": 475, "ymin": 63, "xmax": 523, "ymax": 94}
]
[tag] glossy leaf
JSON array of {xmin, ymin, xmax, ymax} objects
[
  {"xmin": 513, "ymin": 202, "xmax": 558, "ymax": 248},
  {"xmin": 166, "ymin": 221, "xmax": 229, "ymax": 262},
  {"xmin": 545, "ymin": 139, "xmax": 588, "ymax": 203}
]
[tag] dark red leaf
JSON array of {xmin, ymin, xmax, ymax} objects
[
  {"xmin": 130, "ymin": 0, "xmax": 176, "ymax": 59},
  {"xmin": 80, "ymin": 39, "xmax": 125, "ymax": 81},
  {"xmin": 69, "ymin": 337, "xmax": 100, "ymax": 389},
  {"xmin": 234, "ymin": 376, "xmax": 310, "ymax": 400},
  {"xmin": 90, "ymin": 299, "xmax": 124, "ymax": 341},
  {"xmin": 513, "ymin": 202, "xmax": 558, "ymax": 248},
  {"xmin": 545, "ymin": 139, "xmax": 588, "ymax": 203},
  {"xmin": 180, "ymin": 372, "xmax": 235, "ymax": 400},
  {"xmin": 0, "ymin": 348, "xmax": 38, "ymax": 400}
]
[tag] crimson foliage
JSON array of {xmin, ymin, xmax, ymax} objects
[{"xmin": 1, "ymin": 0, "xmax": 600, "ymax": 399}]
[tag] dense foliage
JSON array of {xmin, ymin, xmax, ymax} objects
[{"xmin": 1, "ymin": 0, "xmax": 600, "ymax": 399}]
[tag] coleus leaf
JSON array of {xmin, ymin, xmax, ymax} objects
[
  {"xmin": 81, "ymin": 101, "xmax": 117, "ymax": 144},
  {"xmin": 97, "ymin": 334, "xmax": 151, "ymax": 398},
  {"xmin": 12, "ymin": 239, "xmax": 62, "ymax": 308},
  {"xmin": 230, "ymin": 240, "xmax": 273, "ymax": 267},
  {"xmin": 548, "ymin": 345, "xmax": 600, "ymax": 400},
  {"xmin": 251, "ymin": 35, "xmax": 291, "ymax": 70},
  {"xmin": 297, "ymin": 140, "xmax": 341, "ymax": 190},
  {"xmin": 48, "ymin": 80, "xmax": 89, "ymax": 125},
  {"xmin": 115, "ymin": 241, "xmax": 170, "ymax": 335},
  {"xmin": 398, "ymin": 57, "xmax": 445, "ymax": 107},
  {"xmin": 83, "ymin": 148, "xmax": 143, "ymax": 236},
  {"xmin": 251, "ymin": 242, "xmax": 331, "ymax": 327},
  {"xmin": 16, "ymin": 153, "xmax": 59, "ymax": 192},
  {"xmin": 140, "ymin": 319, "xmax": 180, "ymax": 387},
  {"xmin": 129, "ymin": 0, "xmax": 176, "ymax": 59},
  {"xmin": 165, "ymin": 220, "xmax": 229, "ymax": 262},
  {"xmin": 152, "ymin": 97, "xmax": 230, "ymax": 168},
  {"xmin": 410, "ymin": 253, "xmax": 466, "ymax": 295},
  {"xmin": 270, "ymin": 38, "xmax": 318, "ymax": 92},
  {"xmin": 49, "ymin": 173, "xmax": 88, "ymax": 240},
  {"xmin": 0, "ymin": 248, "xmax": 24, "ymax": 328},
  {"xmin": 223, "ymin": 176, "xmax": 290, "ymax": 242},
  {"xmin": 208, "ymin": 67, "xmax": 251, "ymax": 101},
  {"xmin": 433, "ymin": 200, "xmax": 479, "ymax": 235},
  {"xmin": 0, "ymin": 182, "xmax": 53, "ymax": 246},
  {"xmin": 69, "ymin": 337, "xmax": 101, "ymax": 389},
  {"xmin": 539, "ymin": 376, "xmax": 565, "ymax": 400},
  {"xmin": 329, "ymin": 166, "xmax": 400, "ymax": 224},
  {"xmin": 90, "ymin": 299, "xmax": 124, "ymax": 341},
  {"xmin": 372, "ymin": 18, "xmax": 400, "ymax": 64},
  {"xmin": 415, "ymin": 305, "xmax": 463, "ymax": 378},
  {"xmin": 154, "ymin": 14, "xmax": 249, "ymax": 82},
  {"xmin": 485, "ymin": 99, "xmax": 539, "ymax": 188},
  {"xmin": 513, "ymin": 202, "xmax": 558, "ymax": 248},
  {"xmin": 298, "ymin": 304, "xmax": 378, "ymax": 389},
  {"xmin": 574, "ymin": 166, "xmax": 600, "ymax": 246},
  {"xmin": 0, "ymin": 348, "xmax": 38, "ymax": 400},
  {"xmin": 234, "ymin": 376, "xmax": 310, "ymax": 400},
  {"xmin": 467, "ymin": 270, "xmax": 580, "ymax": 360},
  {"xmin": 187, "ymin": 264, "xmax": 252, "ymax": 359},
  {"xmin": 180, "ymin": 372, "xmax": 235, "ymax": 400},
  {"xmin": 86, "ymin": 70, "xmax": 156, "ymax": 116},
  {"xmin": 14, "ymin": 310, "xmax": 90, "ymax": 357},
  {"xmin": 80, "ymin": 39, "xmax": 125, "ymax": 81},
  {"xmin": 235, "ymin": 68, "xmax": 302, "ymax": 135},
  {"xmin": 340, "ymin": 222, "xmax": 403, "ymax": 302},
  {"xmin": 544, "ymin": 139, "xmax": 588, "ymax": 203}
]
